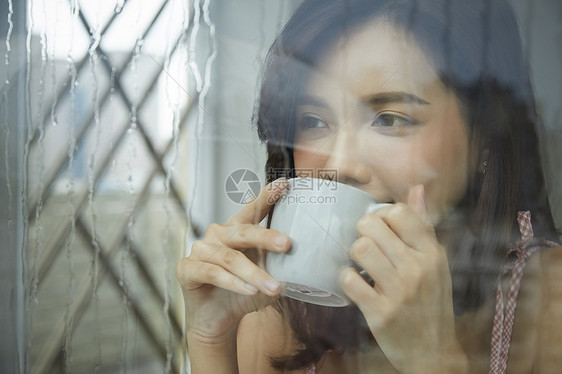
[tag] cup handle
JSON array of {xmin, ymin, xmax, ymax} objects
[{"xmin": 366, "ymin": 202, "xmax": 391, "ymax": 215}]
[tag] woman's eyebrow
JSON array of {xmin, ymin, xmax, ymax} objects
[
  {"xmin": 297, "ymin": 94, "xmax": 330, "ymax": 108},
  {"xmin": 363, "ymin": 91, "xmax": 430, "ymax": 106}
]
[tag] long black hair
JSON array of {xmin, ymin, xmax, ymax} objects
[{"xmin": 254, "ymin": 0, "xmax": 558, "ymax": 369}]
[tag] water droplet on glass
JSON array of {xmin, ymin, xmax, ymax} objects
[
  {"xmin": 114, "ymin": 0, "xmax": 125, "ymax": 14},
  {"xmin": 89, "ymin": 34, "xmax": 101, "ymax": 53}
]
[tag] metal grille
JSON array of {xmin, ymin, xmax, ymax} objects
[{"xmin": 12, "ymin": 0, "xmax": 203, "ymax": 372}]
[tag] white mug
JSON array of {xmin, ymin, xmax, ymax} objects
[{"xmin": 266, "ymin": 178, "xmax": 388, "ymax": 307}]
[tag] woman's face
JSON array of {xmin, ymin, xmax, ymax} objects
[{"xmin": 293, "ymin": 21, "xmax": 478, "ymax": 223}]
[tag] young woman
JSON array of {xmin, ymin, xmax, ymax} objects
[{"xmin": 177, "ymin": 0, "xmax": 562, "ymax": 372}]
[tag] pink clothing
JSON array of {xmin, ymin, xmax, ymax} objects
[{"xmin": 306, "ymin": 212, "xmax": 559, "ymax": 374}]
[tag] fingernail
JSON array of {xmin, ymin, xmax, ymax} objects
[
  {"xmin": 273, "ymin": 234, "xmax": 289, "ymax": 249},
  {"xmin": 264, "ymin": 279, "xmax": 280, "ymax": 293},
  {"xmin": 244, "ymin": 283, "xmax": 258, "ymax": 294}
]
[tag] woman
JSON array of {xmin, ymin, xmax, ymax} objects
[{"xmin": 177, "ymin": 0, "xmax": 562, "ymax": 372}]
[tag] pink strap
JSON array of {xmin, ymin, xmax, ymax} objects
[{"xmin": 489, "ymin": 211, "xmax": 558, "ymax": 373}]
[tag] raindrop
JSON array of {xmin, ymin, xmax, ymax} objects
[
  {"xmin": 89, "ymin": 32, "xmax": 101, "ymax": 54},
  {"xmin": 109, "ymin": 65, "xmax": 116, "ymax": 90},
  {"xmin": 86, "ymin": 24, "xmax": 103, "ymax": 373},
  {"xmin": 23, "ymin": 2, "xmax": 41, "ymax": 369},
  {"xmin": 5, "ymin": 0, "xmax": 13, "ymax": 58},
  {"xmin": 114, "ymin": 0, "xmax": 125, "ymax": 14},
  {"xmin": 188, "ymin": 0, "xmax": 203, "ymax": 92}
]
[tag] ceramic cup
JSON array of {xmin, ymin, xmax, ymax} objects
[{"xmin": 266, "ymin": 177, "xmax": 389, "ymax": 307}]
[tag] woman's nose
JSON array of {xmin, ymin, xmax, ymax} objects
[{"xmin": 323, "ymin": 128, "xmax": 371, "ymax": 185}]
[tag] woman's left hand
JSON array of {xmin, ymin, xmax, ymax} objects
[{"xmin": 341, "ymin": 184, "xmax": 468, "ymax": 374}]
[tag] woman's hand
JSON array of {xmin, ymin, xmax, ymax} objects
[
  {"xmin": 176, "ymin": 179, "xmax": 291, "ymax": 344},
  {"xmin": 341, "ymin": 184, "xmax": 468, "ymax": 374}
]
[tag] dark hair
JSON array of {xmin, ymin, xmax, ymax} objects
[{"xmin": 254, "ymin": 0, "xmax": 558, "ymax": 370}]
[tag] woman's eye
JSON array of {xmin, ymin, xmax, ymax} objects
[
  {"xmin": 371, "ymin": 113, "xmax": 416, "ymax": 128},
  {"xmin": 298, "ymin": 115, "xmax": 328, "ymax": 130}
]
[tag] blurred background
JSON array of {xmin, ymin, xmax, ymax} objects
[{"xmin": 0, "ymin": 0, "xmax": 560, "ymax": 373}]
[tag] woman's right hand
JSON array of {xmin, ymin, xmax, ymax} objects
[{"xmin": 176, "ymin": 178, "xmax": 291, "ymax": 344}]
